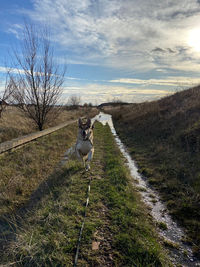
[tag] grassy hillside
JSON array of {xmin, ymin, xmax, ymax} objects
[
  {"xmin": 108, "ymin": 86, "xmax": 200, "ymax": 257},
  {"xmin": 0, "ymin": 123, "xmax": 169, "ymax": 266}
]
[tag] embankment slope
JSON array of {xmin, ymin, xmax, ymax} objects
[{"xmin": 108, "ymin": 85, "xmax": 200, "ymax": 256}]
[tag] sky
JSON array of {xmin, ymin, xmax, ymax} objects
[{"xmin": 1, "ymin": 0, "xmax": 200, "ymax": 104}]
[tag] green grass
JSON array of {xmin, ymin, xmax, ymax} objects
[
  {"xmin": 107, "ymin": 87, "xmax": 200, "ymax": 256},
  {"xmin": 157, "ymin": 222, "xmax": 168, "ymax": 231},
  {"xmin": 0, "ymin": 123, "xmax": 170, "ymax": 266},
  {"xmin": 98, "ymin": 125, "xmax": 168, "ymax": 266},
  {"xmin": 112, "ymin": 121, "xmax": 200, "ymax": 254}
]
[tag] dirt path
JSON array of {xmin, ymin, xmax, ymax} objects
[{"xmin": 76, "ymin": 123, "xmax": 115, "ymax": 266}]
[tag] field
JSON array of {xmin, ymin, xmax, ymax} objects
[
  {"xmin": 0, "ymin": 106, "xmax": 98, "ymax": 143},
  {"xmin": 0, "ymin": 121, "xmax": 170, "ymax": 266},
  {"xmin": 107, "ymin": 85, "xmax": 200, "ymax": 257}
]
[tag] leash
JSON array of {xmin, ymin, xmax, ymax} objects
[{"xmin": 73, "ymin": 176, "xmax": 92, "ymax": 267}]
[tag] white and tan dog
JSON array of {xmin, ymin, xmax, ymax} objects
[
  {"xmin": 64, "ymin": 117, "xmax": 94, "ymax": 170},
  {"xmin": 76, "ymin": 117, "xmax": 94, "ymax": 171}
]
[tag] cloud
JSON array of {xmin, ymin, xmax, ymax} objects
[
  {"xmin": 7, "ymin": 24, "xmax": 23, "ymax": 39},
  {"xmin": 62, "ymin": 82, "xmax": 174, "ymax": 104},
  {"xmin": 5, "ymin": 0, "xmax": 200, "ymax": 105},
  {"xmin": 152, "ymin": 47, "xmax": 166, "ymax": 53},
  {"xmin": 152, "ymin": 47, "xmax": 176, "ymax": 54},
  {"xmin": 109, "ymin": 76, "xmax": 200, "ymax": 87},
  {"xmin": 12, "ymin": 0, "xmax": 199, "ymax": 73},
  {"xmin": 0, "ymin": 66, "xmax": 26, "ymax": 74}
]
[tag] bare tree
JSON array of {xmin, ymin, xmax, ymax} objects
[
  {"xmin": 9, "ymin": 22, "xmax": 66, "ymax": 130},
  {"xmin": 112, "ymin": 97, "xmax": 123, "ymax": 104},
  {"xmin": 68, "ymin": 95, "xmax": 81, "ymax": 109},
  {"xmin": 0, "ymin": 72, "xmax": 13, "ymax": 118}
]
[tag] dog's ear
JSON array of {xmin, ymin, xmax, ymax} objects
[
  {"xmin": 78, "ymin": 118, "xmax": 82, "ymax": 128},
  {"xmin": 91, "ymin": 121, "xmax": 95, "ymax": 129},
  {"xmin": 87, "ymin": 118, "xmax": 91, "ymax": 127}
]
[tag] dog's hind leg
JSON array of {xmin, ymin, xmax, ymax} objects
[{"xmin": 63, "ymin": 146, "xmax": 75, "ymax": 160}]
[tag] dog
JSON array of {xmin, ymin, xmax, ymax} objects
[
  {"xmin": 63, "ymin": 117, "xmax": 94, "ymax": 171},
  {"xmin": 76, "ymin": 117, "xmax": 94, "ymax": 171}
]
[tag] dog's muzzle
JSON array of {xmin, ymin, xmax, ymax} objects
[{"xmin": 82, "ymin": 130, "xmax": 87, "ymax": 140}]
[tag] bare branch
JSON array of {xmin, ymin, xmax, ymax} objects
[
  {"xmin": 67, "ymin": 95, "xmax": 81, "ymax": 110},
  {"xmin": 9, "ymin": 22, "xmax": 66, "ymax": 130},
  {"xmin": 0, "ymin": 70, "xmax": 15, "ymax": 118}
]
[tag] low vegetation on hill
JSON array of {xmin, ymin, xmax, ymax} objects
[{"xmin": 108, "ymin": 85, "xmax": 200, "ymax": 257}]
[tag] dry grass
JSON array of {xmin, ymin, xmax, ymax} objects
[
  {"xmin": 0, "ymin": 123, "xmax": 170, "ymax": 266},
  {"xmin": 0, "ymin": 106, "xmax": 98, "ymax": 143},
  {"xmin": 0, "ymin": 106, "xmax": 98, "ymax": 216},
  {"xmin": 105, "ymin": 85, "xmax": 200, "ymax": 124},
  {"xmin": 0, "ymin": 107, "xmax": 34, "ymax": 143},
  {"xmin": 107, "ymin": 85, "xmax": 200, "ymax": 256},
  {"xmin": 0, "ymin": 123, "xmax": 77, "ymax": 216}
]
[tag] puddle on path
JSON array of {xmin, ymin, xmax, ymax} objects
[{"xmin": 92, "ymin": 112, "xmax": 200, "ymax": 267}]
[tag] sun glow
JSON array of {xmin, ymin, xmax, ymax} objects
[{"xmin": 188, "ymin": 28, "xmax": 200, "ymax": 52}]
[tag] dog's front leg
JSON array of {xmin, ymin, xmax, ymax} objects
[
  {"xmin": 76, "ymin": 149, "xmax": 81, "ymax": 160},
  {"xmin": 88, "ymin": 149, "xmax": 94, "ymax": 162},
  {"xmin": 85, "ymin": 149, "xmax": 94, "ymax": 171},
  {"xmin": 76, "ymin": 148, "xmax": 86, "ymax": 168}
]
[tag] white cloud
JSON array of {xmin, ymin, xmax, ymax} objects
[
  {"xmin": 6, "ymin": 0, "xmax": 200, "ymax": 104},
  {"xmin": 62, "ymin": 83, "xmax": 174, "ymax": 104},
  {"xmin": 0, "ymin": 66, "xmax": 25, "ymax": 74},
  {"xmin": 17, "ymin": 0, "xmax": 200, "ymax": 72},
  {"xmin": 109, "ymin": 76, "xmax": 200, "ymax": 87},
  {"xmin": 7, "ymin": 24, "xmax": 24, "ymax": 39}
]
